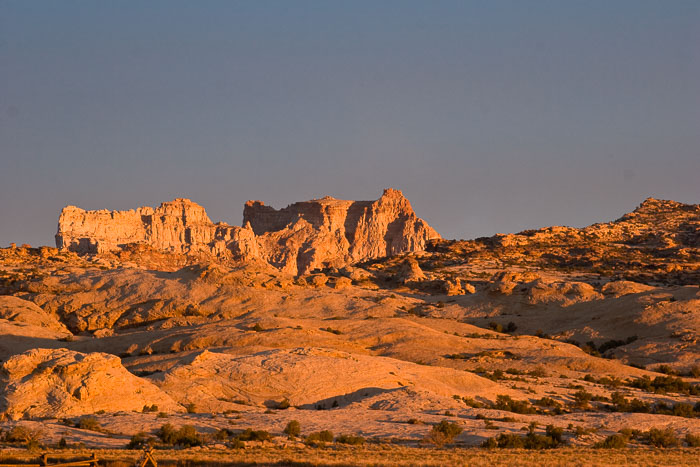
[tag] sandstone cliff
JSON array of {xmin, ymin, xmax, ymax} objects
[{"xmin": 56, "ymin": 189, "xmax": 440, "ymax": 275}]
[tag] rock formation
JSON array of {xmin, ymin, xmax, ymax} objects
[
  {"xmin": 148, "ymin": 347, "xmax": 516, "ymax": 412},
  {"xmin": 0, "ymin": 296, "xmax": 70, "ymax": 334},
  {"xmin": 56, "ymin": 189, "xmax": 441, "ymax": 275},
  {"xmin": 0, "ymin": 349, "xmax": 181, "ymax": 420}
]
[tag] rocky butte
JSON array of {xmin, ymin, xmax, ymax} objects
[{"xmin": 55, "ymin": 188, "xmax": 441, "ymax": 275}]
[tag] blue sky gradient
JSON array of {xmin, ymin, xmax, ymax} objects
[{"xmin": 1, "ymin": 1, "xmax": 699, "ymax": 246}]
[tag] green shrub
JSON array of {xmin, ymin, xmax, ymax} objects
[
  {"xmin": 306, "ymin": 430, "xmax": 334, "ymax": 445},
  {"xmin": 126, "ymin": 432, "xmax": 155, "ymax": 449},
  {"xmin": 482, "ymin": 433, "xmax": 524, "ymax": 449},
  {"xmin": 571, "ymin": 389, "xmax": 593, "ymax": 409},
  {"xmin": 157, "ymin": 423, "xmax": 203, "ymax": 447},
  {"xmin": 494, "ymin": 395, "xmax": 536, "ymax": 414},
  {"xmin": 482, "ymin": 425, "xmax": 565, "ymax": 450},
  {"xmin": 461, "ymin": 396, "xmax": 484, "ymax": 408},
  {"xmin": 685, "ymin": 433, "xmax": 700, "ymax": 447},
  {"xmin": 643, "ymin": 427, "xmax": 680, "ymax": 447},
  {"xmin": 335, "ymin": 434, "xmax": 365, "ymax": 445},
  {"xmin": 214, "ymin": 429, "xmax": 233, "ymax": 441},
  {"xmin": 176, "ymin": 425, "xmax": 203, "ymax": 447},
  {"xmin": 628, "ymin": 375, "xmax": 700, "ymax": 395},
  {"xmin": 230, "ymin": 438, "xmax": 245, "ymax": 449},
  {"xmin": 488, "ymin": 322, "xmax": 503, "ymax": 333},
  {"xmin": 545, "ymin": 425, "xmax": 564, "ymax": 444},
  {"xmin": 534, "ymin": 397, "xmax": 560, "ymax": 408},
  {"xmin": 237, "ymin": 428, "xmax": 271, "ymax": 442},
  {"xmin": 78, "ymin": 416, "xmax": 101, "ymax": 432},
  {"xmin": 283, "ymin": 420, "xmax": 301, "ymax": 438},
  {"xmin": 3, "ymin": 426, "xmax": 43, "ymax": 447},
  {"xmin": 157, "ymin": 423, "xmax": 177, "ymax": 445},
  {"xmin": 594, "ymin": 434, "xmax": 628, "ymax": 449},
  {"xmin": 671, "ymin": 402, "xmax": 695, "ymax": 418},
  {"xmin": 426, "ymin": 420, "xmax": 463, "ymax": 446}
]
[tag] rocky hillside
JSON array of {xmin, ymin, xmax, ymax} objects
[
  {"xmin": 56, "ymin": 188, "xmax": 440, "ymax": 275},
  {"xmin": 428, "ymin": 197, "xmax": 700, "ymax": 285}
]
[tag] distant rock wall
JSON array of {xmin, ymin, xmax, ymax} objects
[{"xmin": 56, "ymin": 189, "xmax": 441, "ymax": 275}]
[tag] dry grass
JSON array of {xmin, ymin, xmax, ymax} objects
[{"xmin": 2, "ymin": 447, "xmax": 700, "ymax": 466}]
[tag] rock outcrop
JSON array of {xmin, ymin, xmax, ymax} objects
[
  {"xmin": 55, "ymin": 198, "xmax": 260, "ymax": 261},
  {"xmin": 0, "ymin": 349, "xmax": 181, "ymax": 420},
  {"xmin": 0, "ymin": 296, "xmax": 70, "ymax": 334},
  {"xmin": 149, "ymin": 347, "xmax": 517, "ymax": 412},
  {"xmin": 56, "ymin": 189, "xmax": 440, "ymax": 275}
]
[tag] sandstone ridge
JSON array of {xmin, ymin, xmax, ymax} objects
[{"xmin": 56, "ymin": 189, "xmax": 440, "ymax": 275}]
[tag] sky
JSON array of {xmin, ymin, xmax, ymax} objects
[{"xmin": 1, "ymin": 1, "xmax": 699, "ymax": 247}]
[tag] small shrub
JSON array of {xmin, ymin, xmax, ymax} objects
[
  {"xmin": 185, "ymin": 403, "xmax": 197, "ymax": 413},
  {"xmin": 426, "ymin": 420, "xmax": 463, "ymax": 446},
  {"xmin": 157, "ymin": 423, "xmax": 203, "ymax": 447},
  {"xmin": 214, "ymin": 429, "xmax": 233, "ymax": 441},
  {"xmin": 494, "ymin": 395, "xmax": 536, "ymax": 414},
  {"xmin": 237, "ymin": 428, "xmax": 271, "ymax": 442},
  {"xmin": 306, "ymin": 430, "xmax": 334, "ymax": 445},
  {"xmin": 571, "ymin": 389, "xmax": 593, "ymax": 409},
  {"xmin": 594, "ymin": 434, "xmax": 628, "ymax": 449},
  {"xmin": 277, "ymin": 399, "xmax": 291, "ymax": 410},
  {"xmin": 628, "ymin": 375, "xmax": 700, "ymax": 395},
  {"xmin": 482, "ymin": 433, "xmax": 525, "ymax": 449},
  {"xmin": 283, "ymin": 420, "xmax": 301, "ymax": 438},
  {"xmin": 462, "ymin": 396, "xmax": 484, "ymax": 408},
  {"xmin": 253, "ymin": 323, "xmax": 264, "ymax": 332},
  {"xmin": 671, "ymin": 402, "xmax": 695, "ymax": 418},
  {"xmin": 534, "ymin": 397, "xmax": 560, "ymax": 408},
  {"xmin": 3, "ymin": 426, "xmax": 43, "ymax": 447},
  {"xmin": 335, "ymin": 434, "xmax": 365, "ymax": 445},
  {"xmin": 78, "ymin": 416, "xmax": 101, "ymax": 432},
  {"xmin": 685, "ymin": 433, "xmax": 700, "ymax": 447},
  {"xmin": 142, "ymin": 404, "xmax": 159, "ymax": 413},
  {"xmin": 643, "ymin": 427, "xmax": 680, "ymax": 448},
  {"xmin": 488, "ymin": 322, "xmax": 503, "ymax": 333},
  {"xmin": 176, "ymin": 425, "xmax": 203, "ymax": 447},
  {"xmin": 126, "ymin": 432, "xmax": 155, "ymax": 449}
]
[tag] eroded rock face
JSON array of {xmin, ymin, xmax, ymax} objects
[
  {"xmin": 56, "ymin": 189, "xmax": 440, "ymax": 275},
  {"xmin": 55, "ymin": 198, "xmax": 259, "ymax": 261},
  {"xmin": 0, "ymin": 349, "xmax": 181, "ymax": 420}
]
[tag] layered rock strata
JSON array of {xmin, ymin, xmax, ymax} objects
[{"xmin": 56, "ymin": 189, "xmax": 440, "ymax": 275}]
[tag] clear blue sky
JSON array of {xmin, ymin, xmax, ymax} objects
[{"xmin": 1, "ymin": 1, "xmax": 699, "ymax": 246}]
